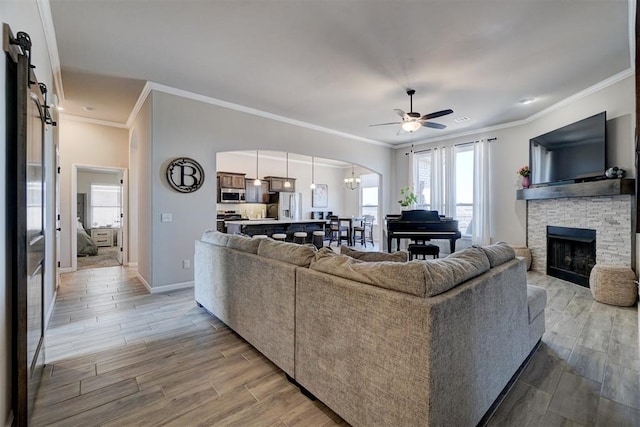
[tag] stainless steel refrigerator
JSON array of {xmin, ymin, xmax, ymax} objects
[{"xmin": 278, "ymin": 192, "xmax": 302, "ymax": 220}]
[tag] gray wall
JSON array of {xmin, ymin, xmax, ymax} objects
[{"xmin": 139, "ymin": 90, "xmax": 392, "ymax": 289}]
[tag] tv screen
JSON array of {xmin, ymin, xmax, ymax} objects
[{"xmin": 529, "ymin": 112, "xmax": 606, "ymax": 185}]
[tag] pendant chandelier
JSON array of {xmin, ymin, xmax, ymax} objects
[
  {"xmin": 253, "ymin": 151, "xmax": 261, "ymax": 186},
  {"xmin": 310, "ymin": 156, "xmax": 316, "ymax": 189},
  {"xmin": 344, "ymin": 164, "xmax": 361, "ymax": 191},
  {"xmin": 284, "ymin": 152, "xmax": 291, "ymax": 188}
]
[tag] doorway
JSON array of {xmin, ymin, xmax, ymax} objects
[{"xmin": 72, "ymin": 165, "xmax": 127, "ymax": 270}]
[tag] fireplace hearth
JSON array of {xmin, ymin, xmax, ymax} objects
[{"xmin": 546, "ymin": 226, "xmax": 596, "ymax": 287}]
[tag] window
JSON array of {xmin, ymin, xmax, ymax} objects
[
  {"xmin": 454, "ymin": 145, "xmax": 474, "ymax": 235},
  {"xmin": 360, "ymin": 173, "xmax": 379, "ymax": 224},
  {"xmin": 90, "ymin": 184, "xmax": 121, "ymax": 227},
  {"xmin": 414, "ymin": 144, "xmax": 475, "ymax": 236},
  {"xmin": 415, "ymin": 151, "xmax": 432, "ymax": 210}
]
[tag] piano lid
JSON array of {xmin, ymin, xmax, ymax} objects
[{"xmin": 396, "ymin": 210, "xmax": 441, "ymax": 222}]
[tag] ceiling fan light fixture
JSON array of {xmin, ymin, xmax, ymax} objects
[{"xmin": 402, "ymin": 121, "xmax": 422, "ymax": 133}]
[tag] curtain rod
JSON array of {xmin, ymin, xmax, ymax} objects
[{"xmin": 405, "ymin": 137, "xmax": 498, "ymax": 155}]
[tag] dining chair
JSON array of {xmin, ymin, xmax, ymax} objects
[
  {"xmin": 328, "ymin": 215, "xmax": 349, "ymax": 246},
  {"xmin": 353, "ymin": 215, "xmax": 374, "ymax": 247}
]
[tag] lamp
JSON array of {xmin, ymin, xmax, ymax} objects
[
  {"xmin": 310, "ymin": 156, "xmax": 316, "ymax": 189},
  {"xmin": 253, "ymin": 151, "xmax": 261, "ymax": 186},
  {"xmin": 344, "ymin": 164, "xmax": 361, "ymax": 191},
  {"xmin": 402, "ymin": 120, "xmax": 422, "ymax": 133},
  {"xmin": 284, "ymin": 152, "xmax": 291, "ymax": 188}
]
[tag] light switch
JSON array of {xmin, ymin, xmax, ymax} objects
[{"xmin": 161, "ymin": 213, "xmax": 172, "ymax": 222}]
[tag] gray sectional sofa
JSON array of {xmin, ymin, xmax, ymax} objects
[{"xmin": 194, "ymin": 230, "xmax": 547, "ymax": 427}]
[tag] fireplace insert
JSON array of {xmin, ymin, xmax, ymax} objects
[{"xmin": 546, "ymin": 226, "xmax": 596, "ymax": 287}]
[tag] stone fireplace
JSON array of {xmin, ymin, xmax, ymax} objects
[
  {"xmin": 546, "ymin": 226, "xmax": 596, "ymax": 287},
  {"xmin": 527, "ymin": 194, "xmax": 633, "ymax": 278}
]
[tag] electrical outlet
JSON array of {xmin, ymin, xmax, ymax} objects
[
  {"xmin": 183, "ymin": 259, "xmax": 190, "ymax": 269},
  {"xmin": 161, "ymin": 213, "xmax": 172, "ymax": 222}
]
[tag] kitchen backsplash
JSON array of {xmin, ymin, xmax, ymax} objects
[{"xmin": 221, "ymin": 203, "xmax": 267, "ymax": 219}]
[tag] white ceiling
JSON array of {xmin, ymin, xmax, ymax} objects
[{"xmin": 49, "ymin": 0, "xmax": 632, "ymax": 146}]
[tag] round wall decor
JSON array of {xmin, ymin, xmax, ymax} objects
[{"xmin": 166, "ymin": 157, "xmax": 205, "ymax": 193}]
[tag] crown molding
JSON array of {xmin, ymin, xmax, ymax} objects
[
  {"xmin": 60, "ymin": 113, "xmax": 128, "ymax": 129},
  {"xmin": 131, "ymin": 81, "xmax": 392, "ymax": 148},
  {"xmin": 395, "ymin": 67, "xmax": 635, "ymax": 150},
  {"xmin": 125, "ymin": 81, "xmax": 153, "ymax": 128},
  {"xmin": 36, "ymin": 0, "xmax": 64, "ymax": 102}
]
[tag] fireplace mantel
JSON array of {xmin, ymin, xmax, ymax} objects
[{"xmin": 516, "ymin": 178, "xmax": 634, "ymax": 201}]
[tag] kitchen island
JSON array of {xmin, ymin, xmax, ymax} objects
[{"xmin": 225, "ymin": 219, "xmax": 326, "ymax": 242}]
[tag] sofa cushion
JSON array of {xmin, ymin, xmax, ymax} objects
[
  {"xmin": 340, "ymin": 245, "xmax": 408, "ymax": 262},
  {"xmin": 226, "ymin": 234, "xmax": 261, "ymax": 254},
  {"xmin": 258, "ymin": 239, "xmax": 317, "ymax": 267},
  {"xmin": 423, "ymin": 246, "xmax": 491, "ymax": 297},
  {"xmin": 527, "ymin": 285, "xmax": 547, "ymax": 322},
  {"xmin": 201, "ymin": 229, "xmax": 230, "ymax": 246},
  {"xmin": 476, "ymin": 242, "xmax": 515, "ymax": 268},
  {"xmin": 311, "ymin": 248, "xmax": 425, "ymax": 297}
]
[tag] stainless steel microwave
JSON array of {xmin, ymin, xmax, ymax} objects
[{"xmin": 219, "ymin": 188, "xmax": 246, "ymax": 203}]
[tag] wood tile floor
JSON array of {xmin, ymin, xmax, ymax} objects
[{"xmin": 32, "ymin": 266, "xmax": 638, "ymax": 426}]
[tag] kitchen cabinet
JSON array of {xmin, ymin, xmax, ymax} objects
[
  {"xmin": 217, "ymin": 172, "xmax": 246, "ymax": 189},
  {"xmin": 245, "ymin": 179, "xmax": 269, "ymax": 203},
  {"xmin": 91, "ymin": 228, "xmax": 114, "ymax": 247},
  {"xmin": 264, "ymin": 176, "xmax": 296, "ymax": 192}
]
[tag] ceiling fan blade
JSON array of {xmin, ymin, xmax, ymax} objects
[
  {"xmin": 394, "ymin": 109, "xmax": 408, "ymax": 119},
  {"xmin": 421, "ymin": 109, "xmax": 454, "ymax": 120},
  {"xmin": 422, "ymin": 121, "xmax": 447, "ymax": 130},
  {"xmin": 369, "ymin": 121, "xmax": 402, "ymax": 127}
]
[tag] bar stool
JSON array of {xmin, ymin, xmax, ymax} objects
[
  {"xmin": 272, "ymin": 233, "xmax": 287, "ymax": 241},
  {"xmin": 408, "ymin": 243, "xmax": 440, "ymax": 260},
  {"xmin": 293, "ymin": 232, "xmax": 308, "ymax": 244},
  {"xmin": 312, "ymin": 231, "xmax": 325, "ymax": 249},
  {"xmin": 252, "ymin": 235, "xmax": 269, "ymax": 239}
]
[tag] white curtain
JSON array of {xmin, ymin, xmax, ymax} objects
[
  {"xmin": 431, "ymin": 147, "xmax": 444, "ymax": 214},
  {"xmin": 472, "ymin": 139, "xmax": 491, "ymax": 245},
  {"xmin": 407, "ymin": 149, "xmax": 415, "ymax": 193}
]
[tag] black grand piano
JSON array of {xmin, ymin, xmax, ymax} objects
[{"xmin": 386, "ymin": 210, "xmax": 461, "ymax": 253}]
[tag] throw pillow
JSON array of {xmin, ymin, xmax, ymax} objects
[
  {"xmin": 475, "ymin": 241, "xmax": 515, "ymax": 267},
  {"xmin": 201, "ymin": 230, "xmax": 230, "ymax": 247},
  {"xmin": 226, "ymin": 234, "xmax": 261, "ymax": 254},
  {"xmin": 258, "ymin": 239, "xmax": 317, "ymax": 267},
  {"xmin": 340, "ymin": 245, "xmax": 408, "ymax": 262}
]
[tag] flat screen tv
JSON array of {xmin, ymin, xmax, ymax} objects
[{"xmin": 529, "ymin": 112, "xmax": 606, "ymax": 186}]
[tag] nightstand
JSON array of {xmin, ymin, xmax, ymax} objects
[{"xmin": 91, "ymin": 228, "xmax": 114, "ymax": 247}]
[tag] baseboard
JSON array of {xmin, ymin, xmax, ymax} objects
[
  {"xmin": 127, "ymin": 261, "xmax": 138, "ymax": 267},
  {"xmin": 5, "ymin": 410, "xmax": 13, "ymax": 427},
  {"xmin": 136, "ymin": 273, "xmax": 152, "ymax": 292},
  {"xmin": 149, "ymin": 281, "xmax": 194, "ymax": 294},
  {"xmin": 44, "ymin": 289, "xmax": 58, "ymax": 330},
  {"xmin": 59, "ymin": 267, "xmax": 74, "ymax": 273},
  {"xmin": 136, "ymin": 273, "xmax": 193, "ymax": 294}
]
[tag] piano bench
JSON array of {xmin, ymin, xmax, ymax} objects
[{"xmin": 408, "ymin": 243, "xmax": 440, "ymax": 260}]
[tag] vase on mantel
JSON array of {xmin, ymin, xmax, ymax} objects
[{"xmin": 521, "ymin": 176, "xmax": 530, "ymax": 189}]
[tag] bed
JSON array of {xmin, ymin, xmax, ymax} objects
[{"xmin": 77, "ymin": 219, "xmax": 98, "ymax": 256}]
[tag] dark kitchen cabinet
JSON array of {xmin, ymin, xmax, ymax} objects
[
  {"xmin": 245, "ymin": 179, "xmax": 269, "ymax": 203},
  {"xmin": 264, "ymin": 176, "xmax": 296, "ymax": 192},
  {"xmin": 217, "ymin": 172, "xmax": 246, "ymax": 189}
]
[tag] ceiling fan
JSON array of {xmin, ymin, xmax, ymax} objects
[{"xmin": 370, "ymin": 89, "xmax": 453, "ymax": 134}]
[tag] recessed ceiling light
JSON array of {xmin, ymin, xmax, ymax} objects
[
  {"xmin": 519, "ymin": 97, "xmax": 536, "ymax": 105},
  {"xmin": 454, "ymin": 116, "xmax": 470, "ymax": 123},
  {"xmin": 83, "ymin": 106, "xmax": 95, "ymax": 112}
]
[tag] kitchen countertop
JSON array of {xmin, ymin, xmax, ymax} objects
[{"xmin": 225, "ymin": 219, "xmax": 327, "ymax": 226}]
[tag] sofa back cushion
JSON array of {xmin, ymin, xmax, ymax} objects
[
  {"xmin": 201, "ymin": 229, "xmax": 230, "ymax": 246},
  {"xmin": 226, "ymin": 234, "xmax": 261, "ymax": 254},
  {"xmin": 423, "ymin": 246, "xmax": 491, "ymax": 297},
  {"xmin": 310, "ymin": 248, "xmax": 425, "ymax": 297},
  {"xmin": 258, "ymin": 239, "xmax": 317, "ymax": 267},
  {"xmin": 476, "ymin": 242, "xmax": 515, "ymax": 268},
  {"xmin": 340, "ymin": 245, "xmax": 408, "ymax": 262}
]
